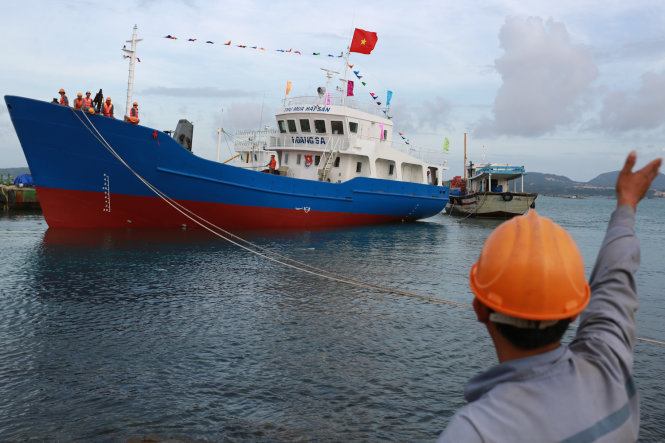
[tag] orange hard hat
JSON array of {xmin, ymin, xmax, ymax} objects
[
  {"xmin": 106, "ymin": 97, "xmax": 111, "ymax": 101},
  {"xmin": 87, "ymin": 108, "xmax": 96, "ymax": 115},
  {"xmin": 77, "ymin": 92, "xmax": 82, "ymax": 97},
  {"xmin": 59, "ymin": 88, "xmax": 65, "ymax": 93},
  {"xmin": 133, "ymin": 102, "xmax": 138, "ymax": 105},
  {"xmin": 469, "ymin": 210, "xmax": 590, "ymax": 321}
]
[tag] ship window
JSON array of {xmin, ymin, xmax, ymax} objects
[
  {"xmin": 287, "ymin": 119, "xmax": 297, "ymax": 132},
  {"xmin": 331, "ymin": 121, "xmax": 344, "ymax": 135},
  {"xmin": 300, "ymin": 119, "xmax": 311, "ymax": 132},
  {"xmin": 356, "ymin": 162, "xmax": 362, "ymax": 173},
  {"xmin": 278, "ymin": 120, "xmax": 287, "ymax": 133},
  {"xmin": 297, "ymin": 154, "xmax": 302, "ymax": 165},
  {"xmin": 349, "ymin": 122, "xmax": 358, "ymax": 133},
  {"xmin": 254, "ymin": 154, "xmax": 257, "ymax": 161},
  {"xmin": 389, "ymin": 164, "xmax": 394, "ymax": 175},
  {"xmin": 334, "ymin": 157, "xmax": 340, "ymax": 168},
  {"xmin": 315, "ymin": 155, "xmax": 321, "ymax": 166},
  {"xmin": 383, "ymin": 129, "xmax": 388, "ymax": 139},
  {"xmin": 284, "ymin": 153, "xmax": 289, "ymax": 164},
  {"xmin": 314, "ymin": 119, "xmax": 326, "ymax": 134}
]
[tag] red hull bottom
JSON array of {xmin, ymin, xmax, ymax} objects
[{"xmin": 37, "ymin": 187, "xmax": 407, "ymax": 229}]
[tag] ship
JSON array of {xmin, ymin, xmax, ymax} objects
[
  {"xmin": 444, "ymin": 135, "xmax": 537, "ymax": 218},
  {"xmin": 4, "ymin": 27, "xmax": 449, "ymax": 229}
]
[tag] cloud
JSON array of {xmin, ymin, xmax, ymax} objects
[
  {"xmin": 385, "ymin": 96, "xmax": 452, "ymax": 134},
  {"xmin": 475, "ymin": 17, "xmax": 597, "ymax": 137},
  {"xmin": 594, "ymin": 71, "xmax": 665, "ymax": 133},
  {"xmin": 140, "ymin": 86, "xmax": 259, "ymax": 98},
  {"xmin": 416, "ymin": 96, "xmax": 453, "ymax": 131}
]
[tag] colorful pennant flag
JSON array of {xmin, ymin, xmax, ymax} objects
[
  {"xmin": 380, "ymin": 123, "xmax": 384, "ymax": 139},
  {"xmin": 285, "ymin": 81, "xmax": 292, "ymax": 95},
  {"xmin": 349, "ymin": 28, "xmax": 378, "ymax": 54},
  {"xmin": 224, "ymin": 41, "xmax": 231, "ymax": 45},
  {"xmin": 386, "ymin": 90, "xmax": 393, "ymax": 107},
  {"xmin": 347, "ymin": 80, "xmax": 354, "ymax": 97},
  {"xmin": 443, "ymin": 137, "xmax": 450, "ymax": 152}
]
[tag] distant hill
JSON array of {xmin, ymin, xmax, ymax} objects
[
  {"xmin": 0, "ymin": 167, "xmax": 30, "ymax": 183},
  {"xmin": 526, "ymin": 171, "xmax": 665, "ymax": 197},
  {"xmin": 588, "ymin": 170, "xmax": 665, "ymax": 190}
]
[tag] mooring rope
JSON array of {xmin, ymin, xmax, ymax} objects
[{"xmin": 68, "ymin": 109, "xmax": 665, "ymax": 346}]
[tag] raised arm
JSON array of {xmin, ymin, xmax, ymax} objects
[{"xmin": 572, "ymin": 152, "xmax": 661, "ymax": 367}]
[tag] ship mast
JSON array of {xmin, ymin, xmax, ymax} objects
[
  {"xmin": 123, "ymin": 25, "xmax": 142, "ymax": 120},
  {"xmin": 216, "ymin": 109, "xmax": 224, "ymax": 162},
  {"xmin": 464, "ymin": 133, "xmax": 467, "ymax": 181}
]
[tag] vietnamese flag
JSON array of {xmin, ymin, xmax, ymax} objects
[{"xmin": 349, "ymin": 28, "xmax": 378, "ymax": 54}]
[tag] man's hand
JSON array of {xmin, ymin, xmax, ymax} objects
[{"xmin": 616, "ymin": 151, "xmax": 662, "ymax": 210}]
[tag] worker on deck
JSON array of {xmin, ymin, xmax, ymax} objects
[
  {"xmin": 73, "ymin": 93, "xmax": 84, "ymax": 110},
  {"xmin": 127, "ymin": 101, "xmax": 139, "ymax": 124},
  {"xmin": 268, "ymin": 154, "xmax": 277, "ymax": 174},
  {"xmin": 438, "ymin": 151, "xmax": 662, "ymax": 442},
  {"xmin": 102, "ymin": 97, "xmax": 115, "ymax": 119},
  {"xmin": 82, "ymin": 91, "xmax": 94, "ymax": 114},
  {"xmin": 58, "ymin": 89, "xmax": 68, "ymax": 106}
]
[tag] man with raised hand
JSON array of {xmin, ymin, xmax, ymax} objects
[{"xmin": 439, "ymin": 152, "xmax": 662, "ymax": 442}]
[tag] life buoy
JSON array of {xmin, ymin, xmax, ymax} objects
[{"xmin": 502, "ymin": 193, "xmax": 513, "ymax": 202}]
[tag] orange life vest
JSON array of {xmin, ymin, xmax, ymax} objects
[
  {"xmin": 130, "ymin": 107, "xmax": 139, "ymax": 118},
  {"xmin": 83, "ymin": 97, "xmax": 93, "ymax": 108},
  {"xmin": 269, "ymin": 157, "xmax": 277, "ymax": 169},
  {"xmin": 59, "ymin": 94, "xmax": 69, "ymax": 106},
  {"xmin": 74, "ymin": 98, "xmax": 84, "ymax": 110},
  {"xmin": 103, "ymin": 102, "xmax": 114, "ymax": 117}
]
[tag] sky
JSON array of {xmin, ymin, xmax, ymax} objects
[{"xmin": 2, "ymin": 0, "xmax": 665, "ymax": 182}]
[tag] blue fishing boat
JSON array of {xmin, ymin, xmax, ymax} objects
[{"xmin": 4, "ymin": 27, "xmax": 448, "ymax": 229}]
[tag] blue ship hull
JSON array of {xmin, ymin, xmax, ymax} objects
[{"xmin": 5, "ymin": 95, "xmax": 449, "ymax": 228}]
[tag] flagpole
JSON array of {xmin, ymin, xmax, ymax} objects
[
  {"xmin": 123, "ymin": 25, "xmax": 142, "ymax": 120},
  {"xmin": 464, "ymin": 133, "xmax": 467, "ymax": 181},
  {"xmin": 342, "ymin": 44, "xmax": 351, "ymax": 106}
]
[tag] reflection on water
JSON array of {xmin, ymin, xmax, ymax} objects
[{"xmin": 0, "ymin": 197, "xmax": 663, "ymax": 441}]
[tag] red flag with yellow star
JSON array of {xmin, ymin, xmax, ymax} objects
[{"xmin": 349, "ymin": 28, "xmax": 378, "ymax": 54}]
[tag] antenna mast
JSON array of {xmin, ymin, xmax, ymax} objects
[
  {"xmin": 123, "ymin": 25, "xmax": 142, "ymax": 119},
  {"xmin": 216, "ymin": 109, "xmax": 224, "ymax": 162}
]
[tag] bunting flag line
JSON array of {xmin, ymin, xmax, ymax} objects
[{"xmin": 161, "ymin": 32, "xmax": 374, "ymax": 61}]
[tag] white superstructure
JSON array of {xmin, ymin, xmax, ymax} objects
[{"xmin": 231, "ymin": 71, "xmax": 447, "ymax": 187}]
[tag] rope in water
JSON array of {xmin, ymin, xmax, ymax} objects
[{"xmin": 69, "ymin": 109, "xmax": 665, "ymax": 347}]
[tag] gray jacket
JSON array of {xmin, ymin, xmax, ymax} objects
[{"xmin": 438, "ymin": 205, "xmax": 639, "ymax": 442}]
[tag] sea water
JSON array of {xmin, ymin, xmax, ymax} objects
[{"xmin": 0, "ymin": 196, "xmax": 663, "ymax": 441}]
